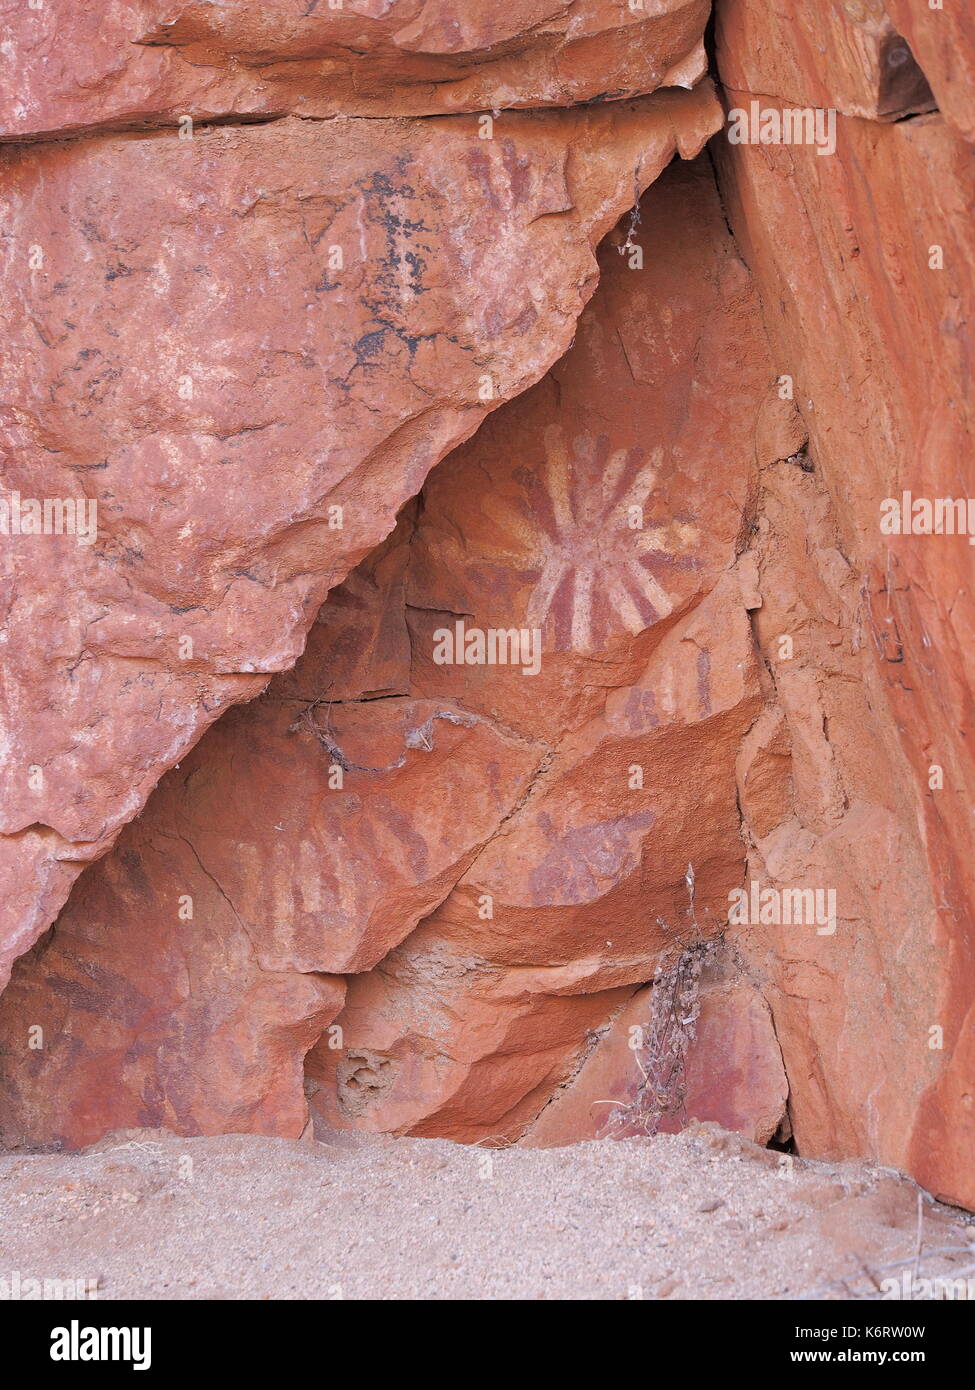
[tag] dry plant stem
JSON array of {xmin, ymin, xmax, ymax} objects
[{"xmin": 611, "ymin": 864, "xmax": 722, "ymax": 1137}]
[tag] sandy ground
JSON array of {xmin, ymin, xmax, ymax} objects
[{"xmin": 1, "ymin": 1122, "xmax": 972, "ymax": 1301}]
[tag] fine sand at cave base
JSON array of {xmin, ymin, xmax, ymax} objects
[{"xmin": 1, "ymin": 1123, "xmax": 972, "ymax": 1301}]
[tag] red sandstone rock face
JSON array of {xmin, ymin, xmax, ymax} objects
[
  {"xmin": 524, "ymin": 971, "xmax": 787, "ymax": 1148},
  {"xmin": 733, "ymin": 460, "xmax": 945, "ymax": 1171},
  {"xmin": 307, "ymin": 946, "xmax": 636, "ymax": 1143},
  {"xmin": 715, "ymin": 0, "xmax": 935, "ymax": 120},
  {"xmin": 0, "ymin": 691, "xmax": 538, "ymax": 1146},
  {"xmin": 0, "ymin": 0, "xmax": 710, "ymax": 138},
  {"xmin": 0, "ymin": 801, "xmax": 346, "ymax": 1146},
  {"xmin": 0, "ymin": 86, "xmax": 720, "ymax": 994},
  {"xmin": 1, "ymin": 0, "xmax": 974, "ymax": 1214},
  {"xmin": 0, "ymin": 160, "xmax": 789, "ymax": 1150},
  {"xmin": 305, "ymin": 161, "xmax": 788, "ymax": 1142},
  {"xmin": 715, "ymin": 2, "xmax": 975, "ymax": 1210},
  {"xmin": 884, "ymin": 0, "xmax": 975, "ymax": 141}
]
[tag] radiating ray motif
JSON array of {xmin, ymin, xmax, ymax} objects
[{"xmin": 501, "ymin": 423, "xmax": 700, "ymax": 653}]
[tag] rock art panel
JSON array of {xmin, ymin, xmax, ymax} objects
[
  {"xmin": 404, "ymin": 156, "xmax": 772, "ymax": 742},
  {"xmin": 0, "ymin": 0, "xmax": 711, "ymax": 138},
  {"xmin": 0, "ymin": 577, "xmax": 542, "ymax": 1148},
  {"xmin": 414, "ymin": 575, "xmax": 763, "ymax": 983},
  {"xmin": 3, "ymin": 0, "xmax": 972, "ymax": 1198},
  {"xmin": 305, "ymin": 574, "xmax": 769, "ymax": 1142},
  {"xmin": 0, "ymin": 157, "xmax": 782, "ymax": 1150},
  {"xmin": 0, "ymin": 86, "xmax": 721, "ymax": 994},
  {"xmin": 0, "ymin": 809, "xmax": 347, "ymax": 1147},
  {"xmin": 305, "ymin": 160, "xmax": 788, "ymax": 1143}
]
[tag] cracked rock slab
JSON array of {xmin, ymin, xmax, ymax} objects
[
  {"xmin": 0, "ymin": 0, "xmax": 711, "ymax": 139},
  {"xmin": 715, "ymin": 81, "xmax": 975, "ymax": 1209}
]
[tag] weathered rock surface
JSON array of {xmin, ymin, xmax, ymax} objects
[
  {"xmin": 715, "ymin": 1, "xmax": 975, "ymax": 1209},
  {"xmin": 0, "ymin": 803, "xmax": 347, "ymax": 1146},
  {"xmin": 305, "ymin": 159, "xmax": 790, "ymax": 1141},
  {"xmin": 2, "ymin": 0, "xmax": 974, "ymax": 1215},
  {"xmin": 715, "ymin": 0, "xmax": 935, "ymax": 121},
  {"xmin": 884, "ymin": 0, "xmax": 975, "ymax": 141},
  {"xmin": 307, "ymin": 941, "xmax": 636, "ymax": 1143},
  {"xmin": 524, "ymin": 970, "xmax": 788, "ymax": 1147},
  {"xmin": 0, "ymin": 0, "xmax": 710, "ymax": 139},
  {"xmin": 732, "ymin": 460, "xmax": 945, "ymax": 1177},
  {"xmin": 0, "ymin": 684, "xmax": 540, "ymax": 1146},
  {"xmin": 0, "ymin": 158, "xmax": 789, "ymax": 1149},
  {"xmin": 0, "ymin": 85, "xmax": 720, "ymax": 995}
]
